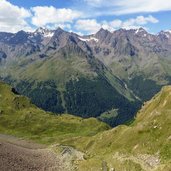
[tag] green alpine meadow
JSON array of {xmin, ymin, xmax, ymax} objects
[
  {"xmin": 0, "ymin": 77, "xmax": 171, "ymax": 170},
  {"xmin": 0, "ymin": 0, "xmax": 171, "ymax": 170}
]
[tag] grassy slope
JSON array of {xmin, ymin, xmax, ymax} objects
[
  {"xmin": 0, "ymin": 81, "xmax": 110, "ymax": 144},
  {"xmin": 109, "ymin": 55, "xmax": 171, "ymax": 102},
  {"xmin": 2, "ymin": 52, "xmax": 135, "ymax": 101},
  {"xmin": 0, "ymin": 53, "xmax": 96, "ymax": 86},
  {"xmin": 63, "ymin": 86, "xmax": 171, "ymax": 171},
  {"xmin": 1, "ymin": 81, "xmax": 171, "ymax": 170},
  {"xmin": 0, "ymin": 52, "xmax": 140, "ymax": 126}
]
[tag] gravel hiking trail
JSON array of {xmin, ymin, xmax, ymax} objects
[{"xmin": 0, "ymin": 134, "xmax": 67, "ymax": 171}]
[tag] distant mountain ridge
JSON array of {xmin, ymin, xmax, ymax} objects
[{"xmin": 0, "ymin": 27, "xmax": 171, "ymax": 126}]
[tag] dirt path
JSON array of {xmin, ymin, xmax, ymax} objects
[{"xmin": 0, "ymin": 134, "xmax": 67, "ymax": 171}]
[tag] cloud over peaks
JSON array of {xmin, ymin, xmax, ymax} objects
[
  {"xmin": 0, "ymin": 0, "xmax": 32, "ymax": 32},
  {"xmin": 84, "ymin": 0, "xmax": 171, "ymax": 15},
  {"xmin": 74, "ymin": 15, "xmax": 159, "ymax": 34},
  {"xmin": 31, "ymin": 6, "xmax": 82, "ymax": 27}
]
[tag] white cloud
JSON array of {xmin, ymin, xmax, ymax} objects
[
  {"xmin": 84, "ymin": 0, "xmax": 171, "ymax": 15},
  {"xmin": 75, "ymin": 19, "xmax": 101, "ymax": 34},
  {"xmin": 0, "ymin": 0, "xmax": 160, "ymax": 35},
  {"xmin": 110, "ymin": 20, "xmax": 122, "ymax": 28},
  {"xmin": 84, "ymin": 0, "xmax": 104, "ymax": 7},
  {"xmin": 0, "ymin": 0, "xmax": 32, "ymax": 33},
  {"xmin": 121, "ymin": 15, "xmax": 158, "ymax": 29},
  {"xmin": 31, "ymin": 6, "xmax": 82, "ymax": 27},
  {"xmin": 110, "ymin": 15, "xmax": 158, "ymax": 30},
  {"xmin": 115, "ymin": 0, "xmax": 171, "ymax": 14},
  {"xmin": 134, "ymin": 15, "xmax": 158, "ymax": 25},
  {"xmin": 74, "ymin": 15, "xmax": 158, "ymax": 34},
  {"xmin": 45, "ymin": 23, "xmax": 72, "ymax": 31}
]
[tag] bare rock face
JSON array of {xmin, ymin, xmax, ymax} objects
[{"xmin": 0, "ymin": 27, "xmax": 171, "ymax": 68}]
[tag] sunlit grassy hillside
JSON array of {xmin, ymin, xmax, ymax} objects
[
  {"xmin": 0, "ymin": 81, "xmax": 109, "ymax": 144},
  {"xmin": 63, "ymin": 86, "xmax": 171, "ymax": 171},
  {"xmin": 0, "ymin": 81, "xmax": 171, "ymax": 170}
]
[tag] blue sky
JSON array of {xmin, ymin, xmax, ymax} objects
[{"xmin": 1, "ymin": 0, "xmax": 171, "ymax": 34}]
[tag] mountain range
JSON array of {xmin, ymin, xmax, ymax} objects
[{"xmin": 0, "ymin": 27, "xmax": 171, "ymax": 126}]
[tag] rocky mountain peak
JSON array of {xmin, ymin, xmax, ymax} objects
[
  {"xmin": 135, "ymin": 27, "xmax": 147, "ymax": 33},
  {"xmin": 96, "ymin": 28, "xmax": 110, "ymax": 35},
  {"xmin": 166, "ymin": 29, "xmax": 171, "ymax": 34},
  {"xmin": 158, "ymin": 30, "xmax": 171, "ymax": 40},
  {"xmin": 9, "ymin": 30, "xmax": 29, "ymax": 44},
  {"xmin": 54, "ymin": 27, "xmax": 65, "ymax": 34},
  {"xmin": 34, "ymin": 27, "xmax": 55, "ymax": 38},
  {"xmin": 133, "ymin": 27, "xmax": 148, "ymax": 37},
  {"xmin": 15, "ymin": 30, "xmax": 28, "ymax": 36},
  {"xmin": 95, "ymin": 28, "xmax": 111, "ymax": 41}
]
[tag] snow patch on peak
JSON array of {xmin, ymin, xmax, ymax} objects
[
  {"xmin": 165, "ymin": 33, "xmax": 170, "ymax": 38},
  {"xmin": 44, "ymin": 32, "xmax": 54, "ymax": 38},
  {"xmin": 34, "ymin": 27, "xmax": 55, "ymax": 38},
  {"xmin": 78, "ymin": 36, "xmax": 99, "ymax": 42},
  {"xmin": 167, "ymin": 30, "xmax": 171, "ymax": 34},
  {"xmin": 135, "ymin": 28, "xmax": 146, "ymax": 34},
  {"xmin": 159, "ymin": 30, "xmax": 171, "ymax": 38},
  {"xmin": 135, "ymin": 29, "xmax": 139, "ymax": 34},
  {"xmin": 36, "ymin": 27, "xmax": 45, "ymax": 33}
]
